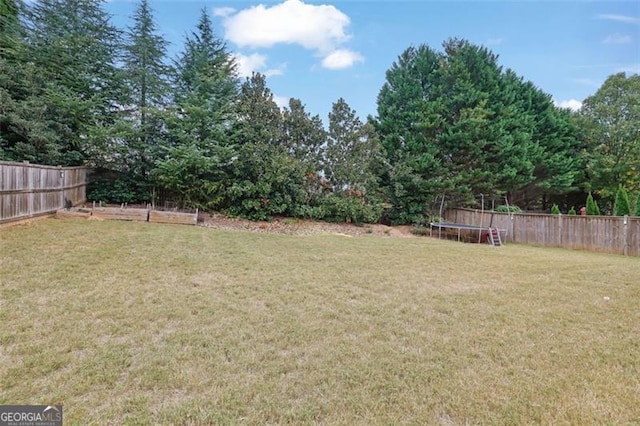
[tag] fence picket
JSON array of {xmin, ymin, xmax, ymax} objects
[
  {"xmin": 445, "ymin": 208, "xmax": 640, "ymax": 256},
  {"xmin": 0, "ymin": 161, "xmax": 87, "ymax": 224}
]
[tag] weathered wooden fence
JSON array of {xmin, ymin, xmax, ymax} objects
[
  {"xmin": 445, "ymin": 208, "xmax": 640, "ymax": 256},
  {"xmin": 0, "ymin": 161, "xmax": 87, "ymax": 224}
]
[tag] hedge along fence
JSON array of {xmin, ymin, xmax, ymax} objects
[
  {"xmin": 445, "ymin": 208, "xmax": 640, "ymax": 256},
  {"xmin": 0, "ymin": 160, "xmax": 87, "ymax": 224}
]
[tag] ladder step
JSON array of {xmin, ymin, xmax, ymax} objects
[{"xmin": 487, "ymin": 228, "xmax": 502, "ymax": 246}]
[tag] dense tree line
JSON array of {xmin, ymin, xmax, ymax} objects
[{"xmin": 1, "ymin": 1, "xmax": 638, "ymax": 223}]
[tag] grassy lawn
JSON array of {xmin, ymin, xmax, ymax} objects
[{"xmin": 1, "ymin": 219, "xmax": 639, "ymax": 425}]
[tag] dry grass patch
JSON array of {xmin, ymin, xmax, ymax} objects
[{"xmin": 1, "ymin": 219, "xmax": 639, "ymax": 424}]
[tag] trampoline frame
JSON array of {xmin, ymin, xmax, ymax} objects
[{"xmin": 429, "ymin": 221, "xmax": 506, "ymax": 244}]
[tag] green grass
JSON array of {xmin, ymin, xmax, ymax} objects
[{"xmin": 1, "ymin": 219, "xmax": 639, "ymax": 425}]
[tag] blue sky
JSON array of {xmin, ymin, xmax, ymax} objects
[{"xmin": 105, "ymin": 0, "xmax": 640, "ymax": 122}]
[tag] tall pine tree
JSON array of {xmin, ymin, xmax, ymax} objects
[
  {"xmin": 115, "ymin": 0, "xmax": 171, "ymax": 200},
  {"xmin": 23, "ymin": 0, "xmax": 124, "ymax": 166},
  {"xmin": 154, "ymin": 8, "xmax": 238, "ymax": 209}
]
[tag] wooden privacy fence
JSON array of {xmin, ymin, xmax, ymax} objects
[
  {"xmin": 0, "ymin": 161, "xmax": 87, "ymax": 224},
  {"xmin": 445, "ymin": 208, "xmax": 640, "ymax": 256}
]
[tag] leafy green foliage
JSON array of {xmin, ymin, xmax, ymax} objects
[
  {"xmin": 153, "ymin": 143, "xmax": 229, "ymax": 209},
  {"xmin": 614, "ymin": 186, "xmax": 630, "ymax": 216},
  {"xmin": 227, "ymin": 73, "xmax": 308, "ymax": 221},
  {"xmin": 281, "ymin": 98, "xmax": 326, "ymax": 173},
  {"xmin": 586, "ymin": 192, "xmax": 601, "ymax": 216},
  {"xmin": 494, "ymin": 205, "xmax": 522, "ymax": 213},
  {"xmin": 551, "ymin": 204, "xmax": 560, "ymax": 214},
  {"xmin": 170, "ymin": 8, "xmax": 238, "ymax": 150},
  {"xmin": 375, "ymin": 39, "xmax": 580, "ymax": 223},
  {"xmin": 118, "ymin": 0, "xmax": 171, "ymax": 191},
  {"xmin": 22, "ymin": 0, "xmax": 124, "ymax": 166},
  {"xmin": 87, "ymin": 169, "xmax": 143, "ymax": 204},
  {"xmin": 325, "ymin": 98, "xmax": 384, "ymax": 195},
  {"xmin": 568, "ymin": 206, "xmax": 576, "ymax": 215},
  {"xmin": 635, "ymin": 194, "xmax": 640, "ymax": 217},
  {"xmin": 153, "ymin": 8, "xmax": 239, "ymax": 209},
  {"xmin": 581, "ymin": 73, "xmax": 640, "ymax": 210}
]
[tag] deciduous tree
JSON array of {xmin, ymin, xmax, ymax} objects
[{"xmin": 581, "ymin": 73, "xmax": 640, "ymax": 211}]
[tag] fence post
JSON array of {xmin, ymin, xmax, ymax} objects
[
  {"xmin": 26, "ymin": 162, "xmax": 32, "ymax": 217},
  {"xmin": 558, "ymin": 213, "xmax": 562, "ymax": 248},
  {"xmin": 623, "ymin": 215, "xmax": 629, "ymax": 256},
  {"xmin": 58, "ymin": 166, "xmax": 64, "ymax": 209}
]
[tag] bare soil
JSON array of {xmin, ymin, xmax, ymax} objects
[{"xmin": 200, "ymin": 213, "xmax": 416, "ymax": 238}]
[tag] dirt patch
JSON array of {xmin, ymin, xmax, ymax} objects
[{"xmin": 200, "ymin": 213, "xmax": 416, "ymax": 238}]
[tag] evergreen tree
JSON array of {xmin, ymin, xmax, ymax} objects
[
  {"xmin": 614, "ymin": 186, "xmax": 630, "ymax": 216},
  {"xmin": 170, "ymin": 8, "xmax": 238, "ymax": 148},
  {"xmin": 0, "ymin": 0, "xmax": 26, "ymax": 160},
  {"xmin": 21, "ymin": 0, "xmax": 124, "ymax": 166},
  {"xmin": 635, "ymin": 193, "xmax": 640, "ymax": 217},
  {"xmin": 586, "ymin": 192, "xmax": 601, "ymax": 215},
  {"xmin": 154, "ymin": 8, "xmax": 238, "ymax": 209},
  {"xmin": 375, "ymin": 39, "xmax": 581, "ymax": 224},
  {"xmin": 0, "ymin": 0, "xmax": 61, "ymax": 163},
  {"xmin": 281, "ymin": 98, "xmax": 326, "ymax": 173},
  {"xmin": 568, "ymin": 206, "xmax": 576, "ymax": 215},
  {"xmin": 0, "ymin": 0, "xmax": 19, "ymax": 51},
  {"xmin": 232, "ymin": 72, "xmax": 282, "ymax": 147},
  {"xmin": 116, "ymin": 0, "xmax": 171, "ymax": 200},
  {"xmin": 325, "ymin": 97, "xmax": 383, "ymax": 195},
  {"xmin": 375, "ymin": 44, "xmax": 443, "ymax": 224},
  {"xmin": 508, "ymin": 74, "xmax": 582, "ymax": 206},
  {"xmin": 227, "ymin": 72, "xmax": 308, "ymax": 220},
  {"xmin": 551, "ymin": 204, "xmax": 560, "ymax": 214}
]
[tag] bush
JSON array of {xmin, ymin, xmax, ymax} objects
[
  {"xmin": 551, "ymin": 204, "xmax": 561, "ymax": 214},
  {"xmin": 614, "ymin": 186, "xmax": 631, "ymax": 216},
  {"xmin": 636, "ymin": 194, "xmax": 640, "ymax": 217},
  {"xmin": 495, "ymin": 205, "xmax": 522, "ymax": 213},
  {"xmin": 87, "ymin": 169, "xmax": 151, "ymax": 204},
  {"xmin": 586, "ymin": 192, "xmax": 601, "ymax": 216},
  {"xmin": 568, "ymin": 206, "xmax": 576, "ymax": 215},
  {"xmin": 310, "ymin": 193, "xmax": 382, "ymax": 225}
]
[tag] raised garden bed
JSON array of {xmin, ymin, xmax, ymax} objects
[{"xmin": 56, "ymin": 204, "xmax": 197, "ymax": 225}]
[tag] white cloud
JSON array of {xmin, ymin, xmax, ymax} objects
[
  {"xmin": 220, "ymin": 0, "xmax": 363, "ymax": 70},
  {"xmin": 273, "ymin": 95, "xmax": 290, "ymax": 109},
  {"xmin": 264, "ymin": 67, "xmax": 286, "ymax": 78},
  {"xmin": 603, "ymin": 33, "xmax": 632, "ymax": 44},
  {"xmin": 597, "ymin": 14, "xmax": 640, "ymax": 24},
  {"xmin": 213, "ymin": 7, "xmax": 236, "ymax": 18},
  {"xmin": 617, "ymin": 64, "xmax": 640, "ymax": 74},
  {"xmin": 233, "ymin": 53, "xmax": 268, "ymax": 78},
  {"xmin": 572, "ymin": 77, "xmax": 602, "ymax": 88},
  {"xmin": 321, "ymin": 49, "xmax": 364, "ymax": 70},
  {"xmin": 555, "ymin": 99, "xmax": 583, "ymax": 111},
  {"xmin": 233, "ymin": 53, "xmax": 286, "ymax": 78},
  {"xmin": 222, "ymin": 0, "xmax": 351, "ymax": 52},
  {"xmin": 485, "ymin": 38, "xmax": 504, "ymax": 46}
]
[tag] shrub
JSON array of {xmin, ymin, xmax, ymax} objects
[
  {"xmin": 495, "ymin": 205, "xmax": 522, "ymax": 213},
  {"xmin": 614, "ymin": 186, "xmax": 631, "ymax": 216},
  {"xmin": 586, "ymin": 192, "xmax": 601, "ymax": 216},
  {"xmin": 636, "ymin": 194, "xmax": 640, "ymax": 217},
  {"xmin": 410, "ymin": 225, "xmax": 430, "ymax": 236},
  {"xmin": 551, "ymin": 204, "xmax": 561, "ymax": 214},
  {"xmin": 568, "ymin": 206, "xmax": 576, "ymax": 215}
]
